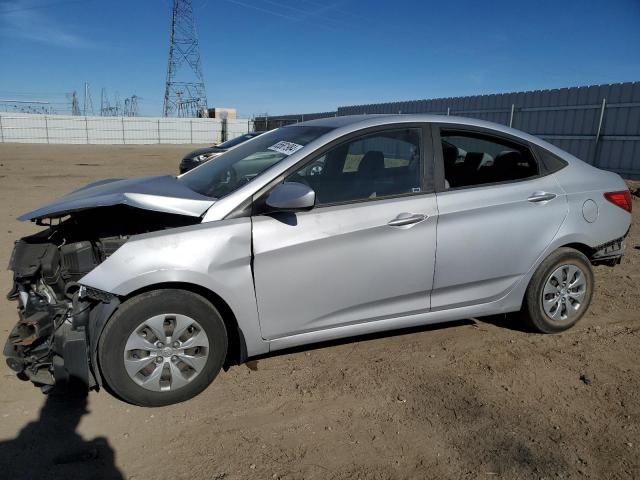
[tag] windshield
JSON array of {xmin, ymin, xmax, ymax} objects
[
  {"xmin": 216, "ymin": 132, "xmax": 260, "ymax": 149},
  {"xmin": 179, "ymin": 126, "xmax": 332, "ymax": 198}
]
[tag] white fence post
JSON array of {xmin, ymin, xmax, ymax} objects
[
  {"xmin": 85, "ymin": 116, "xmax": 89, "ymax": 144},
  {"xmin": 157, "ymin": 119, "xmax": 161, "ymax": 144},
  {"xmin": 595, "ymin": 98, "xmax": 607, "ymax": 144},
  {"xmin": 190, "ymin": 119, "xmax": 193, "ymax": 143},
  {"xmin": 0, "ymin": 114, "xmax": 4, "ymax": 143},
  {"xmin": 509, "ymin": 104, "xmax": 515, "ymax": 127},
  {"xmin": 121, "ymin": 117, "xmax": 125, "ymax": 144}
]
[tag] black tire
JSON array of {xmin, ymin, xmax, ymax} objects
[
  {"xmin": 98, "ymin": 289, "xmax": 227, "ymax": 407},
  {"xmin": 521, "ymin": 247, "xmax": 594, "ymax": 333}
]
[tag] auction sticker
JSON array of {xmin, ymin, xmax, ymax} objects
[{"xmin": 268, "ymin": 141, "xmax": 305, "ymax": 156}]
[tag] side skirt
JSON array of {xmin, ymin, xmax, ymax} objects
[{"xmin": 267, "ymin": 293, "xmax": 522, "ymax": 352}]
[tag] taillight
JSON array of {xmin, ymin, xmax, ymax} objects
[{"xmin": 604, "ymin": 190, "xmax": 632, "ymax": 213}]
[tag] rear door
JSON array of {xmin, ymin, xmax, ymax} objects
[
  {"xmin": 432, "ymin": 125, "xmax": 568, "ymax": 310},
  {"xmin": 251, "ymin": 125, "xmax": 438, "ymax": 339}
]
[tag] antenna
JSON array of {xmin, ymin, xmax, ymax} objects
[{"xmin": 163, "ymin": 0, "xmax": 208, "ymax": 117}]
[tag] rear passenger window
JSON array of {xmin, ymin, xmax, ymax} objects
[
  {"xmin": 535, "ymin": 146, "xmax": 568, "ymax": 175},
  {"xmin": 441, "ymin": 131, "xmax": 538, "ymax": 189},
  {"xmin": 288, "ymin": 128, "xmax": 422, "ymax": 205}
]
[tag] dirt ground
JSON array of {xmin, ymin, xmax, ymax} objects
[{"xmin": 0, "ymin": 143, "xmax": 638, "ymax": 480}]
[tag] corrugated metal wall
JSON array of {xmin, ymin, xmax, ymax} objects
[
  {"xmin": 253, "ymin": 112, "xmax": 336, "ymax": 131},
  {"xmin": 338, "ymin": 82, "xmax": 640, "ymax": 178},
  {"xmin": 256, "ymin": 82, "xmax": 640, "ymax": 179}
]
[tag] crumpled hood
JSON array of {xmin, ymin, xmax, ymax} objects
[{"xmin": 18, "ymin": 175, "xmax": 216, "ymax": 221}]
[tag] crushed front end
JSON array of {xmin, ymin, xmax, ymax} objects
[
  {"xmin": 4, "ymin": 206, "xmax": 200, "ymax": 391},
  {"xmin": 4, "ymin": 227, "xmax": 125, "ymax": 389}
]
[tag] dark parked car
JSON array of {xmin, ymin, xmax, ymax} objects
[{"xmin": 179, "ymin": 132, "xmax": 264, "ymax": 173}]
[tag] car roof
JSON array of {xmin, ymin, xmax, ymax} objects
[
  {"xmin": 295, "ymin": 114, "xmax": 573, "ymax": 161},
  {"xmin": 297, "ymin": 113, "xmax": 513, "ymax": 134}
]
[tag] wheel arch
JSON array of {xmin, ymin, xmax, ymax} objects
[
  {"xmin": 118, "ymin": 282, "xmax": 248, "ymax": 370},
  {"xmin": 557, "ymin": 242, "xmax": 595, "ymax": 260}
]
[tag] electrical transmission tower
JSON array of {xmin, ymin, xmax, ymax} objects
[
  {"xmin": 124, "ymin": 95, "xmax": 139, "ymax": 117},
  {"xmin": 69, "ymin": 91, "xmax": 81, "ymax": 116},
  {"xmin": 83, "ymin": 82, "xmax": 94, "ymax": 115},
  {"xmin": 163, "ymin": 0, "xmax": 208, "ymax": 117},
  {"xmin": 100, "ymin": 88, "xmax": 119, "ymax": 116}
]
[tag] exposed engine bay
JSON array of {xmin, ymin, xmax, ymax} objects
[{"xmin": 4, "ymin": 206, "xmax": 199, "ymax": 391}]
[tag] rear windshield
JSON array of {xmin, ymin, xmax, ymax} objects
[
  {"xmin": 179, "ymin": 126, "xmax": 332, "ymax": 198},
  {"xmin": 216, "ymin": 132, "xmax": 261, "ymax": 149}
]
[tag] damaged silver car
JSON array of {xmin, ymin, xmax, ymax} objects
[{"xmin": 4, "ymin": 115, "xmax": 632, "ymax": 406}]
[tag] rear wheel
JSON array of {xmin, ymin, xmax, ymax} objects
[
  {"xmin": 99, "ymin": 289, "xmax": 227, "ymax": 406},
  {"xmin": 521, "ymin": 248, "xmax": 594, "ymax": 333}
]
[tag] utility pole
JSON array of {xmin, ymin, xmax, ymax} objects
[
  {"xmin": 114, "ymin": 92, "xmax": 122, "ymax": 116},
  {"xmin": 163, "ymin": 0, "xmax": 208, "ymax": 117},
  {"xmin": 83, "ymin": 82, "xmax": 94, "ymax": 116},
  {"xmin": 100, "ymin": 88, "xmax": 107, "ymax": 116}
]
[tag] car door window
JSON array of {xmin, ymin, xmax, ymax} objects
[
  {"xmin": 440, "ymin": 131, "xmax": 538, "ymax": 189},
  {"xmin": 287, "ymin": 128, "xmax": 423, "ymax": 205}
]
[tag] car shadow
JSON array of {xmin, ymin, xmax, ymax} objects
[
  {"xmin": 267, "ymin": 211, "xmax": 298, "ymax": 226},
  {"xmin": 248, "ymin": 313, "xmax": 536, "ymax": 366},
  {"xmin": 251, "ymin": 318, "xmax": 477, "ymax": 362},
  {"xmin": 0, "ymin": 387, "xmax": 124, "ymax": 480},
  {"xmin": 474, "ymin": 313, "xmax": 533, "ymax": 333}
]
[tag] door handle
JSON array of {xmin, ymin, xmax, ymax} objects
[
  {"xmin": 528, "ymin": 191, "xmax": 557, "ymax": 203},
  {"xmin": 387, "ymin": 213, "xmax": 426, "ymax": 227}
]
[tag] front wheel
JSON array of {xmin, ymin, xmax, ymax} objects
[
  {"xmin": 521, "ymin": 247, "xmax": 594, "ymax": 333},
  {"xmin": 98, "ymin": 289, "xmax": 227, "ymax": 406}
]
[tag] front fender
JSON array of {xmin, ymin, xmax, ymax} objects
[{"xmin": 80, "ymin": 217, "xmax": 268, "ymax": 357}]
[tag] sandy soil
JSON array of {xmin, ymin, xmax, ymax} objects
[{"xmin": 0, "ymin": 143, "xmax": 638, "ymax": 480}]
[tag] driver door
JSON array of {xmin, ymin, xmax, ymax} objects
[{"xmin": 251, "ymin": 125, "xmax": 439, "ymax": 340}]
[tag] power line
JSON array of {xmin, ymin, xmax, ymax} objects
[
  {"xmin": 219, "ymin": 0, "xmax": 357, "ymax": 30},
  {"xmin": 0, "ymin": 0, "xmax": 94, "ymax": 15},
  {"xmin": 258, "ymin": 0, "xmax": 355, "ymax": 28},
  {"xmin": 219, "ymin": 0, "xmax": 298, "ymax": 21},
  {"xmin": 298, "ymin": 0, "xmax": 364, "ymax": 20}
]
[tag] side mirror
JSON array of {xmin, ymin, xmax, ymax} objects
[{"xmin": 265, "ymin": 182, "xmax": 315, "ymax": 212}]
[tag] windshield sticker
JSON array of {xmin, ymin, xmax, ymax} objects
[{"xmin": 268, "ymin": 141, "xmax": 305, "ymax": 156}]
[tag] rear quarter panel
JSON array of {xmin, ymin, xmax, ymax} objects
[{"xmin": 551, "ymin": 158, "xmax": 631, "ymax": 248}]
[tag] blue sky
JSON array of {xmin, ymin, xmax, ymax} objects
[{"xmin": 0, "ymin": 0, "xmax": 639, "ymax": 117}]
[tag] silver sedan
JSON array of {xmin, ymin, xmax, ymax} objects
[{"xmin": 5, "ymin": 115, "xmax": 632, "ymax": 406}]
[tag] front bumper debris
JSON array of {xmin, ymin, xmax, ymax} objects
[{"xmin": 4, "ymin": 291, "xmax": 94, "ymax": 389}]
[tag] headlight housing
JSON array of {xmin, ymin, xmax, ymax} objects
[{"xmin": 195, "ymin": 153, "xmax": 218, "ymax": 162}]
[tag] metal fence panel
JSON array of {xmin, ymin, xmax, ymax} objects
[
  {"xmin": 252, "ymin": 112, "xmax": 336, "ymax": 131},
  {"xmin": 331, "ymin": 82, "xmax": 640, "ymax": 178}
]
